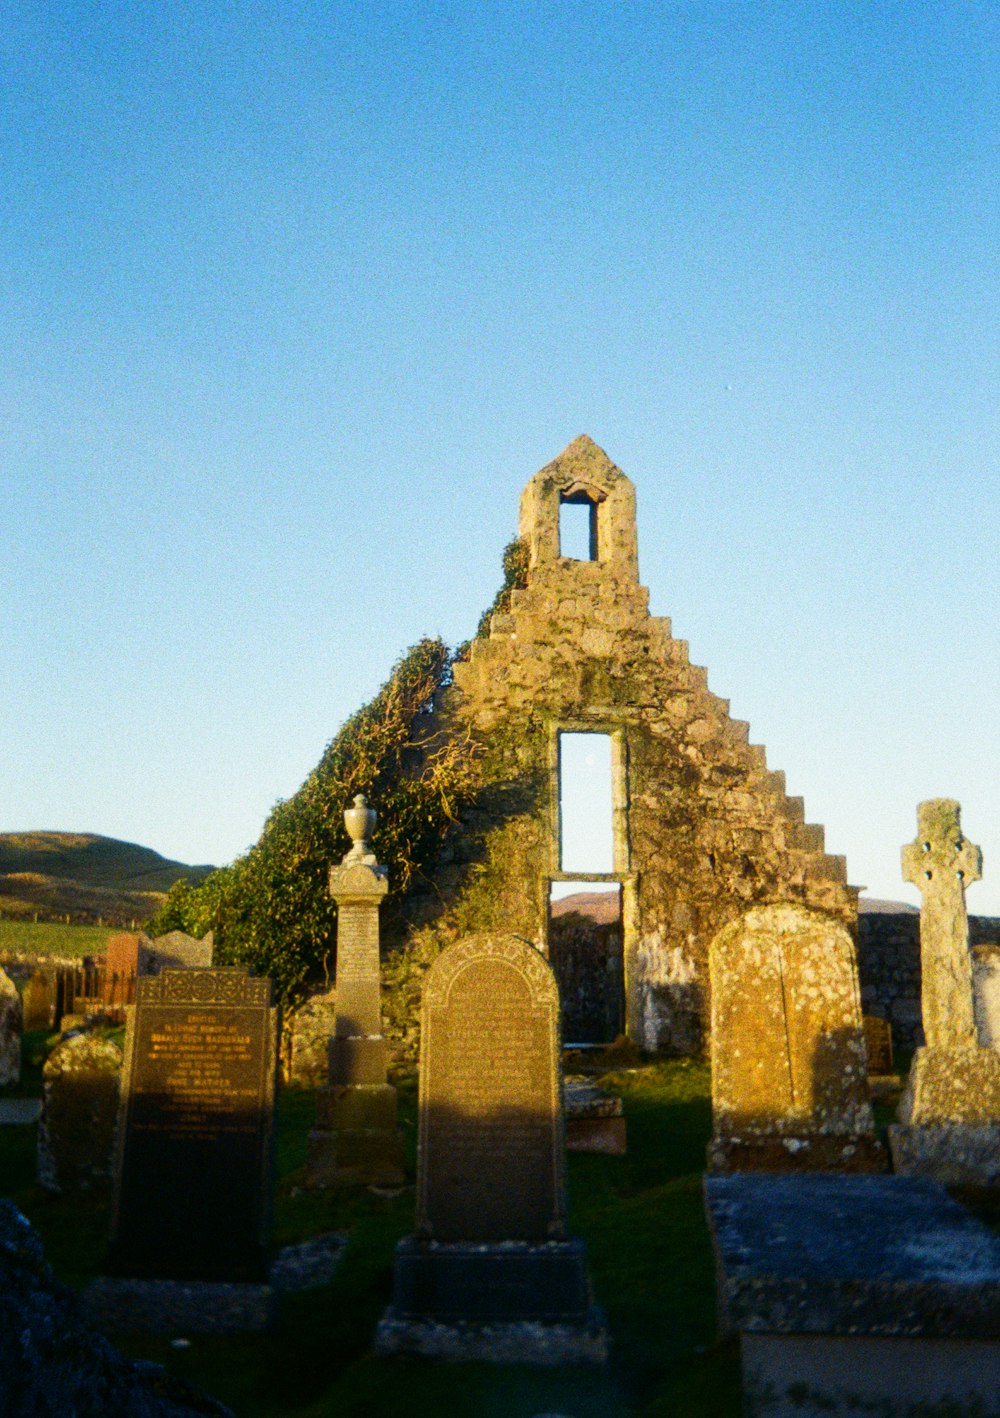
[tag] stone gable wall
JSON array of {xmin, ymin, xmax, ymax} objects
[{"xmin": 393, "ymin": 438, "xmax": 856, "ymax": 1054}]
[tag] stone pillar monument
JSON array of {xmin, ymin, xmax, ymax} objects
[
  {"xmin": 890, "ymin": 799, "xmax": 1000, "ymax": 1184},
  {"xmin": 305, "ymin": 796, "xmax": 405, "ymax": 1187}
]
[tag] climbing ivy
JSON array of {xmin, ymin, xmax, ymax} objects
[{"xmin": 147, "ymin": 637, "xmax": 479, "ymax": 1008}]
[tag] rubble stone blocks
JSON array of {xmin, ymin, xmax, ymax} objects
[
  {"xmin": 973, "ymin": 941, "xmax": 1000, "ymax": 1049},
  {"xmin": 107, "ymin": 968, "xmax": 278, "ymax": 1284},
  {"xmin": 37, "ymin": 1034, "xmax": 122, "ymax": 1192},
  {"xmin": 286, "ymin": 986, "xmax": 337, "ymax": 1085},
  {"xmin": 138, "ymin": 929, "xmax": 214, "ymax": 976},
  {"xmin": 705, "ymin": 1173, "xmax": 1000, "ymax": 1418},
  {"xmin": 305, "ymin": 795, "xmax": 405, "ymax": 1187},
  {"xmin": 890, "ymin": 800, "xmax": 1000, "ymax": 1185},
  {"xmin": 376, "ymin": 933, "xmax": 607, "ymax": 1364},
  {"xmin": 707, "ymin": 904, "xmax": 884, "ymax": 1172},
  {"xmin": 22, "ymin": 967, "xmax": 56, "ymax": 1031},
  {"xmin": 0, "ymin": 967, "xmax": 23, "ymax": 1086},
  {"xmin": 420, "ymin": 437, "xmax": 856, "ymax": 1056}
]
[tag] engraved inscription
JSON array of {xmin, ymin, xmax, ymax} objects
[
  {"xmin": 136, "ymin": 1011, "xmax": 261, "ymax": 1139},
  {"xmin": 110, "ymin": 967, "xmax": 277, "ymax": 1282},
  {"xmin": 418, "ymin": 935, "xmax": 564, "ymax": 1244}
]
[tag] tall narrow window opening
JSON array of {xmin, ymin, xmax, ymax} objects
[
  {"xmin": 558, "ymin": 495, "xmax": 598, "ymax": 560},
  {"xmin": 558, "ymin": 732, "xmax": 614, "ymax": 872}
]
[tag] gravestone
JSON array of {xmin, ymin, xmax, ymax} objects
[
  {"xmin": 37, "ymin": 1034, "xmax": 122, "ymax": 1192},
  {"xmin": 23, "ymin": 968, "xmax": 56, "ymax": 1032},
  {"xmin": 306, "ymin": 795, "xmax": 404, "ymax": 1186},
  {"xmin": 0, "ymin": 967, "xmax": 23, "ymax": 1086},
  {"xmin": 105, "ymin": 932, "xmax": 142, "ymax": 984},
  {"xmin": 706, "ymin": 1173, "xmax": 1000, "ymax": 1418},
  {"xmin": 973, "ymin": 942, "xmax": 1000, "ymax": 1050},
  {"xmin": 376, "ymin": 932, "xmax": 606, "ymax": 1364},
  {"xmin": 108, "ymin": 968, "xmax": 278, "ymax": 1283},
  {"xmin": 138, "ymin": 929, "xmax": 214, "ymax": 976},
  {"xmin": 890, "ymin": 801, "xmax": 1000, "ymax": 1184},
  {"xmin": 901, "ymin": 799, "xmax": 980, "ymax": 1049},
  {"xmin": 708, "ymin": 904, "xmax": 884, "ymax": 1172},
  {"xmin": 862, "ymin": 1014, "xmax": 894, "ymax": 1075}
]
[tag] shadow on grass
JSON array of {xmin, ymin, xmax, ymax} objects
[{"xmin": 2, "ymin": 1057, "xmax": 740, "ymax": 1418}]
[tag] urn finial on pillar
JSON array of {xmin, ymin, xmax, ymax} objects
[{"xmin": 343, "ymin": 794, "xmax": 378, "ymax": 864}]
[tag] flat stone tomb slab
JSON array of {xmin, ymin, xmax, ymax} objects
[
  {"xmin": 705, "ymin": 1173, "xmax": 1000, "ymax": 1418},
  {"xmin": 107, "ymin": 968, "xmax": 278, "ymax": 1283}
]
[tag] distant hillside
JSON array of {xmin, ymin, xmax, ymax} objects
[{"xmin": 0, "ymin": 832, "xmax": 215, "ymax": 926}]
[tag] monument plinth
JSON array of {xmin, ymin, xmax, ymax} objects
[{"xmin": 305, "ymin": 796, "xmax": 405, "ymax": 1187}]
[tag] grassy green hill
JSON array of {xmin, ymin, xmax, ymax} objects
[{"xmin": 0, "ymin": 832, "xmax": 215, "ymax": 927}]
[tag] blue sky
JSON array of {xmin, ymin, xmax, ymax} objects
[{"xmin": 3, "ymin": 3, "xmax": 998, "ymax": 909}]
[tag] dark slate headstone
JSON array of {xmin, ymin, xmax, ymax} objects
[
  {"xmin": 417, "ymin": 932, "xmax": 564, "ymax": 1244},
  {"xmin": 109, "ymin": 968, "xmax": 278, "ymax": 1282},
  {"xmin": 378, "ymin": 933, "xmax": 607, "ymax": 1363}
]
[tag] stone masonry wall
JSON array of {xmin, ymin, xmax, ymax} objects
[{"xmin": 395, "ymin": 437, "xmax": 857, "ymax": 1055}]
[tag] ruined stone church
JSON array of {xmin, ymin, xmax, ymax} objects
[{"xmin": 401, "ymin": 435, "xmax": 855, "ymax": 1054}]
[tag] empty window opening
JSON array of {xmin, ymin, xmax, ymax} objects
[
  {"xmin": 549, "ymin": 880, "xmax": 623, "ymax": 1045},
  {"xmin": 558, "ymin": 732, "xmax": 614, "ymax": 873},
  {"xmin": 559, "ymin": 496, "xmax": 597, "ymax": 560}
]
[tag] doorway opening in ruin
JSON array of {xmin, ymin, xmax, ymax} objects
[
  {"xmin": 551, "ymin": 731, "xmax": 624, "ymax": 1043},
  {"xmin": 558, "ymin": 493, "xmax": 598, "ymax": 561},
  {"xmin": 549, "ymin": 881, "xmax": 623, "ymax": 1044}
]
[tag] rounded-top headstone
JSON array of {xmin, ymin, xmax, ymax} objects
[{"xmin": 417, "ymin": 932, "xmax": 565, "ymax": 1244}]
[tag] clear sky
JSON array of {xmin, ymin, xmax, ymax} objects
[{"xmin": 3, "ymin": 3, "xmax": 998, "ymax": 910}]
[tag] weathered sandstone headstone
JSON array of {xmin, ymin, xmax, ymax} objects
[
  {"xmin": 306, "ymin": 796, "xmax": 404, "ymax": 1187},
  {"xmin": 23, "ymin": 968, "xmax": 56, "ymax": 1032},
  {"xmin": 376, "ymin": 932, "xmax": 606, "ymax": 1364},
  {"xmin": 708, "ymin": 904, "xmax": 884, "ymax": 1172},
  {"xmin": 890, "ymin": 801, "xmax": 1000, "ymax": 1184},
  {"xmin": 0, "ymin": 967, "xmax": 23, "ymax": 1086},
  {"xmin": 138, "ymin": 929, "xmax": 214, "ymax": 976},
  {"xmin": 38, "ymin": 1034, "xmax": 122, "ymax": 1192},
  {"xmin": 108, "ymin": 968, "xmax": 278, "ymax": 1281},
  {"xmin": 973, "ymin": 942, "xmax": 1000, "ymax": 1050}
]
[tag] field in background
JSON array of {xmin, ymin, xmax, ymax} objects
[
  {"xmin": 0, "ymin": 920, "xmax": 118, "ymax": 959},
  {"xmin": 0, "ymin": 832, "xmax": 214, "ymax": 928}
]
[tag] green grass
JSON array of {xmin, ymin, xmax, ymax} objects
[
  {"xmin": 2, "ymin": 1056, "xmax": 738, "ymax": 1418},
  {"xmin": 0, "ymin": 920, "xmax": 116, "ymax": 958}
]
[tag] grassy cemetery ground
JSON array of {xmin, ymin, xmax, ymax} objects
[{"xmin": 3, "ymin": 1036, "xmax": 741, "ymax": 1418}]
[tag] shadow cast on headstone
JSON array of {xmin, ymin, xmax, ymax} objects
[{"xmin": 108, "ymin": 1092, "xmax": 272, "ymax": 1283}]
